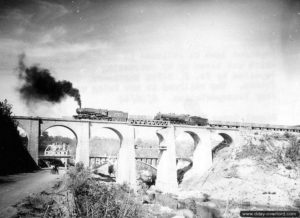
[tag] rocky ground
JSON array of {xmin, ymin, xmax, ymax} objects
[{"xmin": 179, "ymin": 131, "xmax": 300, "ymax": 217}]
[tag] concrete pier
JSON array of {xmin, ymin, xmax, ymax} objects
[
  {"xmin": 156, "ymin": 126, "xmax": 178, "ymax": 193},
  {"xmin": 116, "ymin": 126, "xmax": 137, "ymax": 190}
]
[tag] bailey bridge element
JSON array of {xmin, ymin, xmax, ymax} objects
[{"xmin": 14, "ymin": 116, "xmax": 300, "ymax": 192}]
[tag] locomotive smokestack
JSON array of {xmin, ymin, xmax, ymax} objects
[{"xmin": 17, "ymin": 53, "xmax": 82, "ymax": 107}]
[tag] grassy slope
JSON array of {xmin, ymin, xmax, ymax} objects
[{"xmin": 180, "ymin": 131, "xmax": 300, "ymax": 217}]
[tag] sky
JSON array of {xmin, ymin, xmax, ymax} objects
[{"xmin": 1, "ymin": 0, "xmax": 300, "ymax": 125}]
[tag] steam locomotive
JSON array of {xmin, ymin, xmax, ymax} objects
[
  {"xmin": 154, "ymin": 112, "xmax": 208, "ymax": 126},
  {"xmin": 73, "ymin": 108, "xmax": 208, "ymax": 126},
  {"xmin": 74, "ymin": 108, "xmax": 128, "ymax": 122}
]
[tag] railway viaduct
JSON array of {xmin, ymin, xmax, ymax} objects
[{"xmin": 14, "ymin": 116, "xmax": 300, "ymax": 192}]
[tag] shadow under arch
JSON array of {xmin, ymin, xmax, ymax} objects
[
  {"xmin": 155, "ymin": 130, "xmax": 166, "ymax": 165},
  {"xmin": 103, "ymin": 127, "xmax": 123, "ymax": 146},
  {"xmin": 175, "ymin": 131, "xmax": 199, "ymax": 184},
  {"xmin": 156, "ymin": 132, "xmax": 164, "ymax": 146},
  {"xmin": 212, "ymin": 133, "xmax": 233, "ymax": 159},
  {"xmin": 184, "ymin": 131, "xmax": 200, "ymax": 149}
]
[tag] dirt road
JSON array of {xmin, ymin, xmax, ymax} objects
[{"xmin": 0, "ymin": 169, "xmax": 65, "ymax": 217}]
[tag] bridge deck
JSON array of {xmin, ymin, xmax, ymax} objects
[
  {"xmin": 13, "ymin": 116, "xmax": 300, "ymax": 131},
  {"xmin": 39, "ymin": 155, "xmax": 72, "ymax": 159}
]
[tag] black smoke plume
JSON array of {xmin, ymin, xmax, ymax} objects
[{"xmin": 17, "ymin": 54, "xmax": 81, "ymax": 107}]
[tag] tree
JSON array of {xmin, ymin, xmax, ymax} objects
[
  {"xmin": 0, "ymin": 99, "xmax": 38, "ymax": 175},
  {"xmin": 0, "ymin": 99, "xmax": 13, "ymax": 117},
  {"xmin": 0, "ymin": 99, "xmax": 18, "ymax": 128}
]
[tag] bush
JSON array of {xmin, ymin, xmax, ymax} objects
[
  {"xmin": 284, "ymin": 132, "xmax": 292, "ymax": 139},
  {"xmin": 67, "ymin": 163, "xmax": 142, "ymax": 217},
  {"xmin": 235, "ymin": 141, "xmax": 268, "ymax": 160},
  {"xmin": 67, "ymin": 162, "xmax": 92, "ymax": 191},
  {"xmin": 73, "ymin": 180, "xmax": 140, "ymax": 217},
  {"xmin": 17, "ymin": 194, "xmax": 65, "ymax": 217},
  {"xmin": 285, "ymin": 138, "xmax": 300, "ymax": 162}
]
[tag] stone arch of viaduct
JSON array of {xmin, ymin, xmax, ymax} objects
[{"xmin": 14, "ymin": 117, "xmax": 246, "ymax": 192}]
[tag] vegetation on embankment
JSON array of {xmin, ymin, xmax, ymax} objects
[
  {"xmin": 0, "ymin": 99, "xmax": 38, "ymax": 175},
  {"xmin": 180, "ymin": 130, "xmax": 300, "ymax": 218},
  {"xmin": 15, "ymin": 163, "xmax": 224, "ymax": 217},
  {"xmin": 15, "ymin": 164, "xmax": 144, "ymax": 217},
  {"xmin": 15, "ymin": 163, "xmax": 173, "ymax": 217}
]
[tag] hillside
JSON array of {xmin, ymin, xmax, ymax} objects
[{"xmin": 179, "ymin": 131, "xmax": 300, "ymax": 217}]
